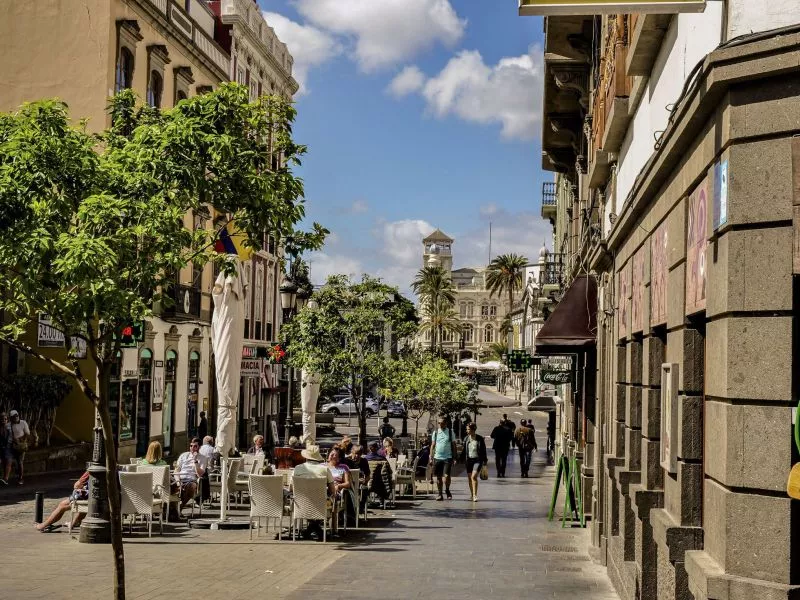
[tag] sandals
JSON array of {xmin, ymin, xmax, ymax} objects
[{"xmin": 36, "ymin": 524, "xmax": 60, "ymax": 533}]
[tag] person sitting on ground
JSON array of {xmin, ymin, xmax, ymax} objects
[
  {"xmin": 287, "ymin": 436, "xmax": 302, "ymax": 449},
  {"xmin": 327, "ymin": 448, "xmax": 352, "ymax": 533},
  {"xmin": 35, "ymin": 471, "xmax": 90, "ymax": 532},
  {"xmin": 292, "ymin": 444, "xmax": 335, "ymax": 540},
  {"xmin": 378, "ymin": 416, "xmax": 395, "ymax": 439},
  {"xmin": 174, "ymin": 437, "xmax": 207, "ymax": 518},
  {"xmin": 378, "ymin": 437, "xmax": 398, "ymax": 459},
  {"xmin": 139, "ymin": 440, "xmax": 168, "ymax": 466}
]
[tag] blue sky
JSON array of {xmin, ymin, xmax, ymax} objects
[{"xmin": 259, "ymin": 0, "xmax": 550, "ymax": 294}]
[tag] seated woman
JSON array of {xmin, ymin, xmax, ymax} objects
[
  {"xmin": 35, "ymin": 471, "xmax": 90, "ymax": 532},
  {"xmin": 247, "ymin": 434, "xmax": 268, "ymax": 457},
  {"xmin": 287, "ymin": 436, "xmax": 302, "ymax": 450},
  {"xmin": 378, "ymin": 437, "xmax": 399, "ymax": 459},
  {"xmin": 326, "ymin": 448, "xmax": 352, "ymax": 534},
  {"xmin": 344, "ymin": 444, "xmax": 370, "ymax": 514},
  {"xmin": 139, "ymin": 440, "xmax": 168, "ymax": 466}
]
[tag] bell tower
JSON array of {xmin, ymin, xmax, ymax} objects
[{"xmin": 422, "ymin": 228, "xmax": 454, "ymax": 274}]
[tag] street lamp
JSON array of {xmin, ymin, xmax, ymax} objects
[{"xmin": 279, "ymin": 278, "xmax": 312, "ymax": 443}]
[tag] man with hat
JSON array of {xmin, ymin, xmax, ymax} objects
[{"xmin": 292, "ymin": 444, "xmax": 335, "ymax": 540}]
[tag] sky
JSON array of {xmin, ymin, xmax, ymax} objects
[{"xmin": 258, "ymin": 0, "xmax": 551, "ymax": 295}]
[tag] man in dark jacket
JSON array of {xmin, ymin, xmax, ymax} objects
[
  {"xmin": 515, "ymin": 420, "xmax": 537, "ymax": 478},
  {"xmin": 490, "ymin": 418, "xmax": 513, "ymax": 477}
]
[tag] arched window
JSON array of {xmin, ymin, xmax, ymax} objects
[
  {"xmin": 463, "ymin": 325, "xmax": 473, "ymax": 343},
  {"xmin": 489, "ymin": 305, "xmax": 497, "ymax": 317},
  {"xmin": 147, "ymin": 70, "xmax": 163, "ymax": 108},
  {"xmin": 484, "ymin": 324, "xmax": 494, "ymax": 343},
  {"xmin": 115, "ymin": 47, "xmax": 134, "ymax": 93},
  {"xmin": 481, "ymin": 304, "xmax": 489, "ymax": 317},
  {"xmin": 176, "ymin": 90, "xmax": 187, "ymax": 102},
  {"xmin": 424, "ymin": 330, "xmax": 431, "ymax": 341},
  {"xmin": 459, "ymin": 302, "xmax": 466, "ymax": 317}
]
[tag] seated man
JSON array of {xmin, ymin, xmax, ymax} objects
[
  {"xmin": 363, "ymin": 442, "xmax": 392, "ymax": 506},
  {"xmin": 35, "ymin": 471, "xmax": 90, "ymax": 532},
  {"xmin": 174, "ymin": 437, "xmax": 207, "ymax": 516},
  {"xmin": 292, "ymin": 444, "xmax": 335, "ymax": 540},
  {"xmin": 363, "ymin": 441, "xmax": 385, "ymax": 462}
]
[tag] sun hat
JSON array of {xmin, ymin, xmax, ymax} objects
[
  {"xmin": 301, "ymin": 444, "xmax": 324, "ymax": 462},
  {"xmin": 9, "ymin": 410, "xmax": 18, "ymax": 417}
]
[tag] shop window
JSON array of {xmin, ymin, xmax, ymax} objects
[
  {"xmin": 187, "ymin": 350, "xmax": 200, "ymax": 438},
  {"xmin": 136, "ymin": 349, "xmax": 153, "ymax": 456}
]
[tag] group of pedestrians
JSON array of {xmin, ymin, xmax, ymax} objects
[{"xmin": 490, "ymin": 414, "xmax": 538, "ymax": 478}]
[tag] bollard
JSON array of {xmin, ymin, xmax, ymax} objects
[{"xmin": 34, "ymin": 491, "xmax": 44, "ymax": 523}]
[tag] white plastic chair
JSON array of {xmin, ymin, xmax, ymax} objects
[
  {"xmin": 248, "ymin": 474, "xmax": 285, "ymax": 540},
  {"xmin": 275, "ymin": 468, "xmax": 293, "ymax": 489},
  {"xmin": 395, "ymin": 456, "xmax": 419, "ymax": 498},
  {"xmin": 120, "ymin": 471, "xmax": 163, "ymax": 537},
  {"xmin": 137, "ymin": 465, "xmax": 178, "ymax": 522},
  {"xmin": 291, "ymin": 476, "xmax": 330, "ymax": 542},
  {"xmin": 348, "ymin": 468, "xmax": 361, "ymax": 528}
]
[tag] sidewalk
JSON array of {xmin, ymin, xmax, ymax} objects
[
  {"xmin": 289, "ymin": 407, "xmax": 619, "ymax": 600},
  {"xmin": 478, "ymin": 384, "xmax": 523, "ymax": 407}
]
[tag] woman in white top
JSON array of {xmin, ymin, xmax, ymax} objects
[
  {"xmin": 5, "ymin": 410, "xmax": 30, "ymax": 485},
  {"xmin": 458, "ymin": 422, "xmax": 488, "ymax": 502}
]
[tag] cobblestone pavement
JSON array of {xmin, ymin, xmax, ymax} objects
[{"xmin": 2, "ymin": 407, "xmax": 618, "ymax": 600}]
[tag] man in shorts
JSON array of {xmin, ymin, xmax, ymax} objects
[{"xmin": 431, "ymin": 416, "xmax": 457, "ymax": 501}]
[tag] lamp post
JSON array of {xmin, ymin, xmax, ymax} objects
[
  {"xmin": 280, "ymin": 278, "xmax": 311, "ymax": 443},
  {"xmin": 79, "ymin": 409, "xmax": 111, "ymax": 543}
]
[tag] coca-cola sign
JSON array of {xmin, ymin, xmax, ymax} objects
[{"xmin": 541, "ymin": 370, "xmax": 571, "ymax": 384}]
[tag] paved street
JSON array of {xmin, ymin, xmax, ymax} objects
[{"xmin": 1, "ymin": 407, "xmax": 617, "ymax": 600}]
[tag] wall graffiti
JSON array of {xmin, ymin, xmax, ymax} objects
[
  {"xmin": 631, "ymin": 247, "xmax": 645, "ymax": 333},
  {"xmin": 686, "ymin": 179, "xmax": 708, "ymax": 315},
  {"xmin": 650, "ymin": 222, "xmax": 668, "ymax": 325},
  {"xmin": 618, "ymin": 261, "xmax": 631, "ymax": 340}
]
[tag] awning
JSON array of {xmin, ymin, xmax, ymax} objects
[
  {"xmin": 535, "ymin": 275, "xmax": 597, "ymax": 355},
  {"xmin": 527, "ymin": 396, "xmax": 559, "ymax": 412}
]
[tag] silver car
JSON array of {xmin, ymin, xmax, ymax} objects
[{"xmin": 320, "ymin": 396, "xmax": 379, "ymax": 417}]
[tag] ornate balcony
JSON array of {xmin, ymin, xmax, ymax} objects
[{"xmin": 541, "ymin": 181, "xmax": 557, "ymax": 221}]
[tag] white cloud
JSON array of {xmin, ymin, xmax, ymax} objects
[
  {"xmin": 263, "ymin": 12, "xmax": 342, "ymax": 93},
  {"xmin": 293, "ymin": 0, "xmax": 466, "ymax": 72},
  {"xmin": 393, "ymin": 46, "xmax": 544, "ymax": 141},
  {"xmin": 479, "ymin": 202, "xmax": 499, "ymax": 217},
  {"xmin": 307, "ymin": 251, "xmax": 364, "ymax": 285},
  {"xmin": 349, "ymin": 199, "xmax": 369, "ymax": 214},
  {"xmin": 458, "ymin": 207, "xmax": 551, "ymax": 269},
  {"xmin": 386, "ymin": 66, "xmax": 426, "ymax": 97}
]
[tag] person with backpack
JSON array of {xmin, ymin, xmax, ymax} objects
[
  {"xmin": 515, "ymin": 419, "xmax": 538, "ymax": 478},
  {"xmin": 431, "ymin": 416, "xmax": 457, "ymax": 501}
]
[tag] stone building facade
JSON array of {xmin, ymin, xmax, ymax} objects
[
  {"xmin": 415, "ymin": 229, "xmax": 522, "ymax": 360},
  {"xmin": 0, "ymin": 0, "xmax": 295, "ymax": 460},
  {"xmin": 530, "ymin": 4, "xmax": 800, "ymax": 599}
]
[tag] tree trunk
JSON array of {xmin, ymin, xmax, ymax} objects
[
  {"xmin": 508, "ymin": 289, "xmax": 514, "ymax": 351},
  {"xmin": 98, "ymin": 382, "xmax": 126, "ymax": 600}
]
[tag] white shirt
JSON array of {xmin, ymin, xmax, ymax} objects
[
  {"xmin": 176, "ymin": 451, "xmax": 207, "ymax": 483},
  {"xmin": 293, "ymin": 460, "xmax": 334, "ymax": 483},
  {"xmin": 11, "ymin": 420, "xmax": 30, "ymax": 440},
  {"xmin": 467, "ymin": 436, "xmax": 479, "ymax": 459},
  {"xmin": 199, "ymin": 444, "xmax": 217, "ymax": 462}
]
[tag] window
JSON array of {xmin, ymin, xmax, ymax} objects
[
  {"xmin": 459, "ymin": 302, "xmax": 466, "ymax": 317},
  {"xmin": 163, "ymin": 349, "xmax": 177, "ymax": 453},
  {"xmin": 466, "ymin": 302, "xmax": 474, "ymax": 318},
  {"xmin": 176, "ymin": 90, "xmax": 187, "ymax": 102},
  {"xmin": 115, "ymin": 47, "xmax": 134, "ymax": 93},
  {"xmin": 463, "ymin": 325, "xmax": 473, "ymax": 343},
  {"xmin": 244, "ymin": 261, "xmax": 252, "ymax": 337},
  {"xmin": 254, "ymin": 262, "xmax": 264, "ymax": 340},
  {"xmin": 136, "ymin": 349, "xmax": 153, "ymax": 456},
  {"xmin": 481, "ymin": 305, "xmax": 489, "ymax": 317},
  {"xmin": 489, "ymin": 305, "xmax": 497, "ymax": 317},
  {"xmin": 147, "ymin": 71, "xmax": 163, "ymax": 108},
  {"xmin": 484, "ymin": 324, "xmax": 494, "ymax": 343}
]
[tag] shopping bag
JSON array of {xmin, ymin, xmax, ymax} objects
[{"xmin": 479, "ymin": 465, "xmax": 488, "ymax": 481}]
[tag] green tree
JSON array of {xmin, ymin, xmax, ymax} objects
[
  {"xmin": 0, "ymin": 85, "xmax": 324, "ymax": 600},
  {"xmin": 411, "ymin": 265, "xmax": 456, "ymax": 352},
  {"xmin": 282, "ymin": 275, "xmax": 417, "ymax": 445},
  {"xmin": 485, "ymin": 253, "xmax": 528, "ymax": 349}
]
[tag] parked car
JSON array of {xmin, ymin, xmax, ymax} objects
[
  {"xmin": 381, "ymin": 400, "xmax": 407, "ymax": 418},
  {"xmin": 320, "ymin": 396, "xmax": 379, "ymax": 417}
]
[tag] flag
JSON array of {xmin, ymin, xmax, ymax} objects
[{"xmin": 214, "ymin": 220, "xmax": 254, "ymax": 261}]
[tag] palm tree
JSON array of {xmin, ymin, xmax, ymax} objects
[
  {"xmin": 485, "ymin": 253, "xmax": 528, "ymax": 350},
  {"xmin": 412, "ymin": 266, "xmax": 457, "ymax": 352},
  {"xmin": 487, "ymin": 341, "xmax": 508, "ymax": 361},
  {"xmin": 418, "ymin": 300, "xmax": 462, "ymax": 355}
]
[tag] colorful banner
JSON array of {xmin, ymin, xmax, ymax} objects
[{"xmin": 686, "ymin": 179, "xmax": 708, "ymax": 315}]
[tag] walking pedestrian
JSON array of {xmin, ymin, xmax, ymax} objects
[
  {"xmin": 6, "ymin": 410, "xmax": 30, "ymax": 485},
  {"xmin": 459, "ymin": 422, "xmax": 487, "ymax": 501},
  {"xmin": 490, "ymin": 418, "xmax": 513, "ymax": 477},
  {"xmin": 0, "ymin": 412, "xmax": 11, "ymax": 485},
  {"xmin": 431, "ymin": 416, "xmax": 457, "ymax": 501},
  {"xmin": 515, "ymin": 419, "xmax": 537, "ymax": 478},
  {"xmin": 197, "ymin": 411, "xmax": 208, "ymax": 441},
  {"xmin": 503, "ymin": 413, "xmax": 517, "ymax": 457}
]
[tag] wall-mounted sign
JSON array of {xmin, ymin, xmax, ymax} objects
[
  {"xmin": 686, "ymin": 177, "xmax": 708, "ymax": 315},
  {"xmin": 242, "ymin": 346, "xmax": 257, "ymax": 359},
  {"xmin": 541, "ymin": 370, "xmax": 572, "ymax": 385},
  {"xmin": 37, "ymin": 314, "xmax": 65, "ymax": 348},
  {"xmin": 241, "ymin": 357, "xmax": 262, "ymax": 378},
  {"xmin": 519, "ymin": 0, "xmax": 705, "ymax": 16},
  {"xmin": 152, "ymin": 362, "xmax": 164, "ymax": 412},
  {"xmin": 713, "ymin": 159, "xmax": 728, "ymax": 230},
  {"xmin": 122, "ymin": 369, "xmax": 138, "ymax": 380}
]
